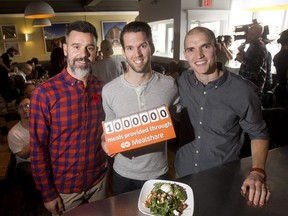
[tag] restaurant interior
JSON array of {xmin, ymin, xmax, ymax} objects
[{"xmin": 0, "ymin": 0, "xmax": 288, "ymax": 215}]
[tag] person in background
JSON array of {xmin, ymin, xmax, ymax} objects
[
  {"xmin": 8, "ymin": 97, "xmax": 31, "ymax": 173},
  {"xmin": 152, "ymin": 63, "xmax": 166, "ymax": 74},
  {"xmin": 216, "ymin": 35, "xmax": 233, "ymax": 66},
  {"xmin": 95, "ymin": 49, "xmax": 103, "ymax": 61},
  {"xmin": 92, "ymin": 39, "xmax": 123, "ymax": 83},
  {"xmin": 23, "ymin": 83, "xmax": 36, "ymax": 98},
  {"xmin": 26, "ymin": 60, "xmax": 36, "ymax": 80},
  {"xmin": 101, "ymin": 21, "xmax": 179, "ymax": 195},
  {"xmin": 30, "ymin": 20, "xmax": 108, "ymax": 215},
  {"xmin": 49, "ymin": 47, "xmax": 66, "ymax": 77},
  {"xmin": 31, "ymin": 57, "xmax": 46, "ymax": 79},
  {"xmin": 9, "ymin": 62, "xmax": 19, "ymax": 74},
  {"xmin": 0, "ymin": 63, "xmax": 14, "ymax": 103},
  {"xmin": 121, "ymin": 61, "xmax": 128, "ymax": 72},
  {"xmin": 11, "ymin": 63, "xmax": 33, "ymax": 98},
  {"xmin": 175, "ymin": 26, "xmax": 270, "ymax": 207},
  {"xmin": 8, "ymin": 96, "xmax": 45, "ymax": 215},
  {"xmin": 236, "ymin": 23, "xmax": 269, "ymax": 94},
  {"xmin": 16, "ymin": 63, "xmax": 33, "ymax": 83},
  {"xmin": 13, "ymin": 75, "xmax": 26, "ymax": 97},
  {"xmin": 0, "ymin": 47, "xmax": 17, "ymax": 70},
  {"xmin": 166, "ymin": 60, "xmax": 180, "ymax": 79},
  {"xmin": 273, "ymin": 29, "xmax": 288, "ymax": 108}
]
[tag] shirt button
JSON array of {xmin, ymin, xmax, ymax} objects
[
  {"xmin": 200, "ymin": 107, "xmax": 203, "ymax": 110},
  {"xmin": 196, "ymin": 150, "xmax": 199, "ymax": 154},
  {"xmin": 215, "ymin": 86, "xmax": 218, "ymax": 89},
  {"xmin": 198, "ymin": 136, "xmax": 201, "ymax": 139},
  {"xmin": 203, "ymin": 91, "xmax": 207, "ymax": 94},
  {"xmin": 199, "ymin": 121, "xmax": 202, "ymax": 125},
  {"xmin": 195, "ymin": 163, "xmax": 198, "ymax": 167}
]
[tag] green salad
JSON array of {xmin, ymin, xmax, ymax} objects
[{"xmin": 145, "ymin": 182, "xmax": 188, "ymax": 216}]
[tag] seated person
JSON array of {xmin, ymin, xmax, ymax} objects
[
  {"xmin": 7, "ymin": 96, "xmax": 43, "ymax": 214},
  {"xmin": 31, "ymin": 57, "xmax": 46, "ymax": 79},
  {"xmin": 8, "ymin": 96, "xmax": 31, "ymax": 182},
  {"xmin": 23, "ymin": 83, "xmax": 36, "ymax": 98},
  {"xmin": 12, "ymin": 73, "xmax": 26, "ymax": 97},
  {"xmin": 16, "ymin": 63, "xmax": 33, "ymax": 83},
  {"xmin": 166, "ymin": 60, "xmax": 180, "ymax": 79}
]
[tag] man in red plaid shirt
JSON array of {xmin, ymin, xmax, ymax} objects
[{"xmin": 29, "ymin": 21, "xmax": 108, "ymax": 215}]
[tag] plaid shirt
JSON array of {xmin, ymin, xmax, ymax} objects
[
  {"xmin": 29, "ymin": 69, "xmax": 108, "ymax": 202},
  {"xmin": 239, "ymin": 42, "xmax": 268, "ymax": 91}
]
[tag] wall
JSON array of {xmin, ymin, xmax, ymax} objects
[
  {"xmin": 139, "ymin": 0, "xmax": 231, "ymax": 66},
  {"xmin": 139, "ymin": 0, "xmax": 181, "ymax": 62},
  {"xmin": 0, "ymin": 12, "xmax": 138, "ymax": 64}
]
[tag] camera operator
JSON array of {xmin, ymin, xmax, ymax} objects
[
  {"xmin": 236, "ymin": 23, "xmax": 269, "ymax": 94},
  {"xmin": 273, "ymin": 29, "xmax": 288, "ymax": 108},
  {"xmin": 217, "ymin": 35, "xmax": 234, "ymax": 66}
]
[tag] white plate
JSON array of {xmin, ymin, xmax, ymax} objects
[{"xmin": 138, "ymin": 179, "xmax": 194, "ymax": 216}]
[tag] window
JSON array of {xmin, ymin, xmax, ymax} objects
[
  {"xmin": 256, "ymin": 10, "xmax": 287, "ymax": 59},
  {"xmin": 183, "ymin": 10, "xmax": 230, "ymax": 60},
  {"xmin": 149, "ymin": 19, "xmax": 174, "ymax": 58}
]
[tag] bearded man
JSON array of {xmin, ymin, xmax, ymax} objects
[{"xmin": 29, "ymin": 21, "xmax": 108, "ymax": 215}]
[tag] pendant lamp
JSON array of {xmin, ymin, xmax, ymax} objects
[
  {"xmin": 32, "ymin": 18, "xmax": 52, "ymax": 27},
  {"xmin": 24, "ymin": 1, "xmax": 55, "ymax": 19}
]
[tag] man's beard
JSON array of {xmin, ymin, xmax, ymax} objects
[{"xmin": 68, "ymin": 57, "xmax": 91, "ymax": 79}]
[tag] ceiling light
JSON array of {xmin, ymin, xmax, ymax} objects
[
  {"xmin": 24, "ymin": 1, "xmax": 55, "ymax": 19},
  {"xmin": 32, "ymin": 18, "xmax": 52, "ymax": 27},
  {"xmin": 244, "ymin": 0, "xmax": 288, "ymax": 11}
]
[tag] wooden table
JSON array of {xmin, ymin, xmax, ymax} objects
[
  {"xmin": 0, "ymin": 144, "xmax": 12, "ymax": 180},
  {"xmin": 64, "ymin": 145, "xmax": 288, "ymax": 216}
]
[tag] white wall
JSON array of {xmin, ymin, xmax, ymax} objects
[
  {"xmin": 139, "ymin": 0, "xmax": 232, "ymax": 64},
  {"xmin": 139, "ymin": 0, "xmax": 181, "ymax": 61}
]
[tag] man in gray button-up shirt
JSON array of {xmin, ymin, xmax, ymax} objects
[{"xmin": 175, "ymin": 26, "xmax": 270, "ymax": 207}]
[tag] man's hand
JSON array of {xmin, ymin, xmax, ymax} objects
[
  {"xmin": 101, "ymin": 133, "xmax": 115, "ymax": 157},
  {"xmin": 44, "ymin": 196, "xmax": 65, "ymax": 215},
  {"xmin": 235, "ymin": 51, "xmax": 244, "ymax": 63},
  {"xmin": 241, "ymin": 172, "xmax": 270, "ymax": 206}
]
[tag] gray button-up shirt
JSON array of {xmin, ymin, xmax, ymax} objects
[{"xmin": 175, "ymin": 66, "xmax": 269, "ymax": 177}]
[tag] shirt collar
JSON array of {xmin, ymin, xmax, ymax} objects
[
  {"xmin": 191, "ymin": 63, "xmax": 228, "ymax": 89},
  {"xmin": 61, "ymin": 68, "xmax": 93, "ymax": 86}
]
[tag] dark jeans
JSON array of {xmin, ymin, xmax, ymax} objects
[{"xmin": 112, "ymin": 170, "xmax": 168, "ymax": 195}]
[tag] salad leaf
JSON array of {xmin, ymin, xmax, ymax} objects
[{"xmin": 145, "ymin": 182, "xmax": 188, "ymax": 216}]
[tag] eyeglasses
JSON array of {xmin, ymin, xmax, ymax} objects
[{"xmin": 17, "ymin": 103, "xmax": 30, "ymax": 110}]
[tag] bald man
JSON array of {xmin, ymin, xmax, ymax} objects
[
  {"xmin": 17, "ymin": 63, "xmax": 33, "ymax": 83},
  {"xmin": 236, "ymin": 24, "xmax": 269, "ymax": 94},
  {"xmin": 92, "ymin": 39, "xmax": 123, "ymax": 83}
]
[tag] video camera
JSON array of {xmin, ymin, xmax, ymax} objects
[
  {"xmin": 233, "ymin": 19, "xmax": 269, "ymax": 41},
  {"xmin": 217, "ymin": 36, "xmax": 224, "ymax": 43}
]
